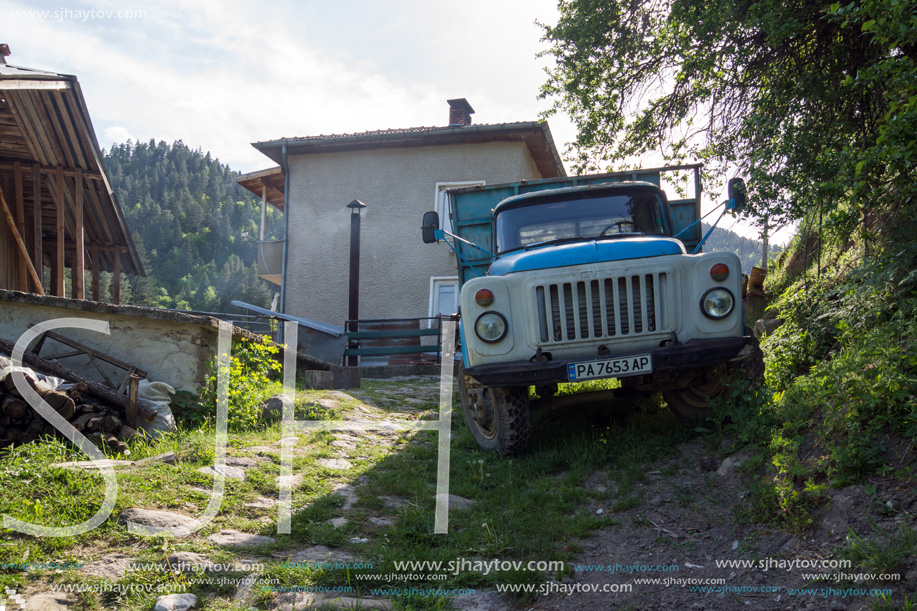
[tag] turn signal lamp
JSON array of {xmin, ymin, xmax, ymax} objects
[
  {"xmin": 475, "ymin": 289, "xmax": 494, "ymax": 306},
  {"xmin": 710, "ymin": 263, "xmax": 730, "ymax": 282}
]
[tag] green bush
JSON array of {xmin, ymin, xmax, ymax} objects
[{"xmin": 172, "ymin": 335, "xmax": 283, "ymax": 431}]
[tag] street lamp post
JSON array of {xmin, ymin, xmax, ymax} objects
[{"xmin": 347, "ymin": 199, "xmax": 366, "ymax": 366}]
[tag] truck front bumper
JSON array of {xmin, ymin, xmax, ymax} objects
[{"xmin": 464, "ymin": 336, "xmax": 753, "ymax": 387}]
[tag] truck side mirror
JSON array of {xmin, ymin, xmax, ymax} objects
[
  {"xmin": 728, "ymin": 178, "xmax": 747, "ymax": 213},
  {"xmin": 422, "ymin": 211, "xmax": 440, "ymax": 244}
]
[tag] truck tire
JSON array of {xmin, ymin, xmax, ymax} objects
[
  {"xmin": 458, "ymin": 366, "xmax": 531, "ymax": 455},
  {"xmin": 662, "ymin": 366, "xmax": 727, "ymax": 420}
]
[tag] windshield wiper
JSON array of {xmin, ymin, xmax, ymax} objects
[{"xmin": 521, "ymin": 236, "xmax": 590, "ymax": 251}]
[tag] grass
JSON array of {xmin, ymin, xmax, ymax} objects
[{"xmin": 0, "ymin": 376, "xmax": 700, "ymax": 610}]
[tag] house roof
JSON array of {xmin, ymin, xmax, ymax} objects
[
  {"xmin": 236, "ymin": 166, "xmax": 285, "ymax": 211},
  {"xmin": 0, "ymin": 62, "xmax": 144, "ymax": 276},
  {"xmin": 252, "ymin": 120, "xmax": 566, "ymax": 180}
]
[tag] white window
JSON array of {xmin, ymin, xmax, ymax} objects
[
  {"xmin": 429, "ymin": 276, "xmax": 459, "ymax": 320},
  {"xmin": 435, "ymin": 181, "xmax": 484, "ymax": 234}
]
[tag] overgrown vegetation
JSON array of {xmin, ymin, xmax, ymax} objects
[{"xmin": 540, "ymin": 0, "xmax": 917, "ymax": 565}]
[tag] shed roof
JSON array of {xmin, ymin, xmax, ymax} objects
[{"xmin": 0, "ymin": 62, "xmax": 143, "ymax": 276}]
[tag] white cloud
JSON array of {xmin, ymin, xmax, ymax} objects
[
  {"xmin": 102, "ymin": 125, "xmax": 134, "ymax": 147},
  {"xmin": 4, "ymin": 0, "xmax": 570, "ymax": 173}
]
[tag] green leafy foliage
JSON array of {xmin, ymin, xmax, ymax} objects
[
  {"xmin": 540, "ymin": 0, "xmax": 917, "ymax": 242},
  {"xmin": 196, "ymin": 335, "xmax": 283, "ymax": 432}
]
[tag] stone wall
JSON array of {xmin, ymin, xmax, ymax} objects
[{"xmin": 0, "ymin": 290, "xmax": 226, "ymax": 392}]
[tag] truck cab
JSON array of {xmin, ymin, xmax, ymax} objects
[{"xmin": 423, "ymin": 167, "xmax": 759, "ymax": 455}]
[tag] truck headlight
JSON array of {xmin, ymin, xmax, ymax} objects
[
  {"xmin": 475, "ymin": 312, "xmax": 508, "ymax": 343},
  {"xmin": 701, "ymin": 288, "xmax": 735, "ymax": 319}
]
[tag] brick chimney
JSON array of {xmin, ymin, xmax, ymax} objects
[
  {"xmin": 0, "ymin": 44, "xmax": 10, "ymax": 65},
  {"xmin": 447, "ymin": 98, "xmax": 474, "ymax": 127}
]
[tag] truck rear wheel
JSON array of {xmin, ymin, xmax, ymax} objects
[
  {"xmin": 458, "ymin": 366, "xmax": 531, "ymax": 455},
  {"xmin": 662, "ymin": 366, "xmax": 727, "ymax": 420}
]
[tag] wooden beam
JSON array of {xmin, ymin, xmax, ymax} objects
[
  {"xmin": 73, "ymin": 168, "xmax": 84, "ymax": 299},
  {"xmin": 0, "ymin": 160, "xmax": 103, "ymax": 180},
  {"xmin": 31, "ymin": 164, "xmax": 42, "ymax": 292},
  {"xmin": 55, "ymin": 166, "xmax": 65, "ymax": 297},
  {"xmin": 90, "ymin": 243, "xmax": 100, "ymax": 301},
  {"xmin": 14, "ymin": 162, "xmax": 26, "ymax": 291},
  {"xmin": 112, "ymin": 252, "xmax": 120, "ymax": 305},
  {"xmin": 260, "ymin": 185, "xmax": 267, "ymax": 241},
  {"xmin": 0, "ymin": 186, "xmax": 45, "ymax": 295}
]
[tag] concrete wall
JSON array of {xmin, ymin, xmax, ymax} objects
[
  {"xmin": 284, "ymin": 141, "xmax": 543, "ymax": 325},
  {"xmin": 0, "ymin": 291, "xmax": 222, "ymax": 392}
]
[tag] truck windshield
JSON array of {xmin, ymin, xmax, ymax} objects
[{"xmin": 494, "ymin": 190, "xmax": 669, "ymax": 254}]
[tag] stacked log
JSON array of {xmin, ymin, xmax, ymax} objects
[
  {"xmin": 0, "ymin": 336, "xmax": 159, "ymax": 453},
  {"xmin": 0, "ymin": 378, "xmax": 134, "ymax": 452}
]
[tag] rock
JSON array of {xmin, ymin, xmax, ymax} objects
[
  {"xmin": 368, "ymin": 516, "xmax": 393, "ymax": 527},
  {"xmin": 260, "ymin": 394, "xmax": 288, "ymax": 421},
  {"xmin": 327, "ymin": 517, "xmax": 349, "ymax": 528},
  {"xmin": 244, "ymin": 496, "xmax": 277, "ymax": 509},
  {"xmin": 452, "ymin": 590, "xmax": 511, "ymax": 611},
  {"xmin": 135, "ymin": 451, "xmax": 177, "ymax": 466},
  {"xmin": 318, "ymin": 458, "xmax": 352, "ymax": 470},
  {"xmin": 166, "ymin": 552, "xmax": 214, "ymax": 573},
  {"xmin": 153, "ymin": 593, "xmax": 197, "ymax": 611},
  {"xmin": 234, "ymin": 573, "xmax": 260, "ymax": 604},
  {"xmin": 51, "ymin": 459, "xmax": 134, "ymax": 470},
  {"xmin": 302, "ymin": 370, "xmax": 335, "ymax": 389},
  {"xmin": 196, "ymin": 464, "xmax": 246, "ymax": 480},
  {"xmin": 331, "ymin": 439, "xmax": 356, "ymax": 449},
  {"xmin": 207, "ymin": 529, "xmax": 275, "ymax": 547},
  {"xmin": 332, "ymin": 483, "xmax": 358, "ymax": 511},
  {"xmin": 443, "ymin": 494, "xmax": 475, "ymax": 510},
  {"xmin": 268, "ymin": 593, "xmax": 391, "ymax": 610},
  {"xmin": 821, "ymin": 493, "xmax": 855, "ymax": 535},
  {"xmin": 273, "ymin": 437, "xmax": 300, "ymax": 447},
  {"xmin": 287, "ymin": 545, "xmax": 356, "ymax": 565},
  {"xmin": 119, "ymin": 508, "xmax": 197, "ymax": 533},
  {"xmin": 699, "ymin": 456, "xmax": 719, "ymax": 472},
  {"xmin": 24, "ymin": 592, "xmax": 75, "ymax": 610},
  {"xmin": 226, "ymin": 456, "xmax": 260, "ymax": 468},
  {"xmin": 349, "ymin": 536, "xmax": 369, "ymax": 544},
  {"xmin": 380, "ymin": 495, "xmax": 407, "ymax": 509},
  {"xmin": 717, "ymin": 457, "xmax": 741, "ymax": 477},
  {"xmin": 276, "ymin": 474, "xmax": 303, "ymax": 489},
  {"xmin": 81, "ymin": 553, "xmax": 135, "ymax": 580},
  {"xmin": 317, "ymin": 397, "xmax": 342, "ymax": 410},
  {"xmin": 754, "ymin": 316, "xmax": 783, "ymax": 339},
  {"xmin": 780, "ymin": 537, "xmax": 799, "ymax": 553}
]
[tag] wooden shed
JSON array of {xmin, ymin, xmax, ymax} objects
[{"xmin": 0, "ymin": 45, "xmax": 143, "ymax": 303}]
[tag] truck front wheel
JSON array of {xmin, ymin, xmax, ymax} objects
[
  {"xmin": 458, "ymin": 367, "xmax": 531, "ymax": 455},
  {"xmin": 662, "ymin": 366, "xmax": 727, "ymax": 420}
]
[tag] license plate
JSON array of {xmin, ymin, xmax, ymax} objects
[{"xmin": 568, "ymin": 354, "xmax": 653, "ymax": 381}]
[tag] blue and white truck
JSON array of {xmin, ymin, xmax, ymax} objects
[{"xmin": 422, "ymin": 165, "xmax": 761, "ymax": 455}]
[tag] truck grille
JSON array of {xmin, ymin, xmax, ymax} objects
[{"xmin": 534, "ymin": 273, "xmax": 670, "ymax": 343}]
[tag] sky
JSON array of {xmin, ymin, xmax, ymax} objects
[{"xmin": 3, "ymin": 0, "xmax": 786, "ymax": 243}]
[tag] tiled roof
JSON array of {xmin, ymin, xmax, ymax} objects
[
  {"xmin": 252, "ymin": 120, "xmax": 565, "ymax": 179},
  {"xmin": 266, "ymin": 121, "xmax": 537, "ymax": 144}
]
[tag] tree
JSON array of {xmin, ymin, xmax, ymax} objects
[{"xmin": 539, "ymin": 0, "xmax": 917, "ymax": 236}]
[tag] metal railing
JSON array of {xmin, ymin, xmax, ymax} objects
[
  {"xmin": 343, "ymin": 317, "xmax": 446, "ymax": 366},
  {"xmin": 182, "ymin": 309, "xmax": 278, "ymax": 342}
]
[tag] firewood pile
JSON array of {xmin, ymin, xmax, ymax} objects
[
  {"xmin": 0, "ymin": 337, "xmax": 158, "ymax": 453},
  {"xmin": 0, "ymin": 377, "xmax": 134, "ymax": 452}
]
